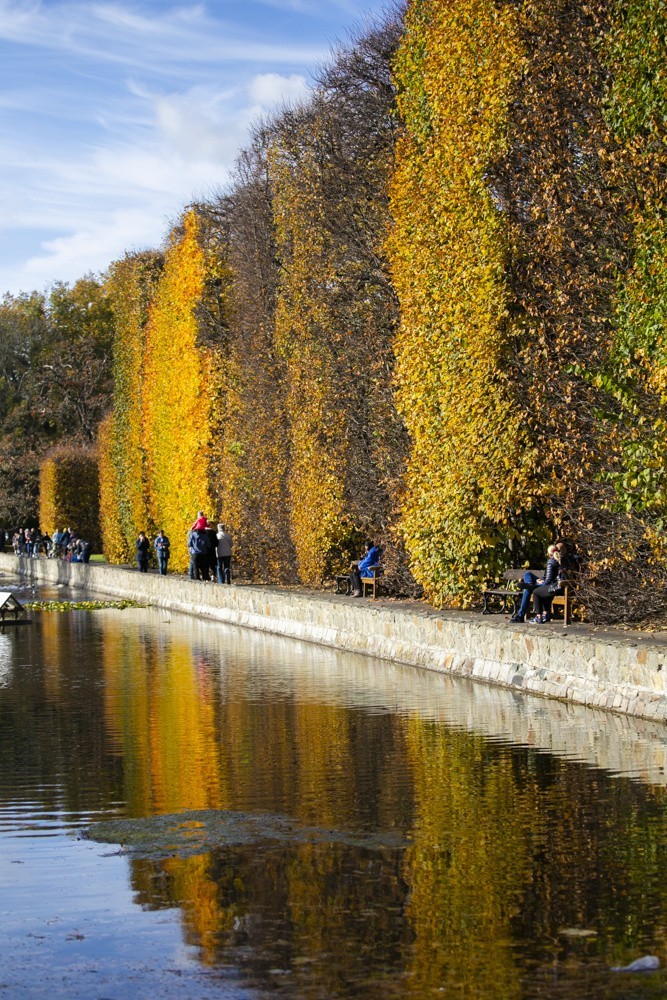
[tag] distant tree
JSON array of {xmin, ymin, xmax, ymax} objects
[
  {"xmin": 0, "ymin": 278, "xmax": 114, "ymax": 524},
  {"xmin": 28, "ymin": 278, "xmax": 115, "ymax": 442}
]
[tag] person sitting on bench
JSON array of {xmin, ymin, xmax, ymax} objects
[
  {"xmin": 530, "ymin": 547, "xmax": 566, "ymax": 623},
  {"xmin": 509, "ymin": 545, "xmax": 557, "ymax": 624},
  {"xmin": 349, "ymin": 541, "xmax": 380, "ymax": 597}
]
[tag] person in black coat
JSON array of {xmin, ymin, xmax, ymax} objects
[
  {"xmin": 530, "ymin": 549, "xmax": 563, "ymax": 623},
  {"xmin": 136, "ymin": 532, "xmax": 150, "ymax": 573}
]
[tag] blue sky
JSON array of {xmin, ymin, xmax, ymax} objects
[{"xmin": 0, "ymin": 0, "xmax": 390, "ymax": 296}]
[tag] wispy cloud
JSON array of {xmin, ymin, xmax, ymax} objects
[
  {"xmin": 0, "ymin": 0, "xmax": 387, "ymax": 294},
  {"xmin": 0, "ymin": 1, "xmax": 326, "ymax": 70}
]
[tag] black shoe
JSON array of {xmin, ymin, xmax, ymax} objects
[{"xmin": 509, "ymin": 614, "xmax": 524, "ymax": 623}]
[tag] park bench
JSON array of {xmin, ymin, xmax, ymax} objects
[
  {"xmin": 335, "ymin": 564, "xmax": 384, "ymax": 599},
  {"xmin": 482, "ymin": 568, "xmax": 577, "ymax": 626},
  {"xmin": 361, "ymin": 565, "xmax": 384, "ymax": 600}
]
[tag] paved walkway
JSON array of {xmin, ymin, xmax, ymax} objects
[{"xmin": 22, "ymin": 552, "xmax": 667, "ymax": 655}]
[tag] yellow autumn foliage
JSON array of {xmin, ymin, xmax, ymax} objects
[
  {"xmin": 388, "ymin": 0, "xmax": 533, "ymax": 606},
  {"xmin": 98, "ymin": 251, "xmax": 163, "ymax": 563},
  {"xmin": 142, "ymin": 210, "xmax": 215, "ymax": 572},
  {"xmin": 270, "ymin": 21, "xmax": 406, "ymax": 584},
  {"xmin": 97, "ymin": 414, "xmax": 126, "ymax": 563}
]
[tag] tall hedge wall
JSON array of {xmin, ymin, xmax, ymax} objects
[
  {"xmin": 271, "ymin": 20, "xmax": 406, "ymax": 584},
  {"xmin": 208, "ymin": 139, "xmax": 297, "ymax": 584},
  {"xmin": 99, "ymin": 251, "xmax": 162, "ymax": 563},
  {"xmin": 39, "ymin": 446, "xmax": 101, "ymax": 550},
  {"xmin": 98, "ymin": 215, "xmax": 225, "ymax": 573},
  {"xmin": 93, "ymin": 5, "xmax": 667, "ymax": 621},
  {"xmin": 388, "ymin": 0, "xmax": 534, "ymax": 606},
  {"xmin": 389, "ymin": 0, "xmax": 667, "ymax": 619},
  {"xmin": 142, "ymin": 211, "xmax": 217, "ymax": 572}
]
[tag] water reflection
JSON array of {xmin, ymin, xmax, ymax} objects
[{"xmin": 1, "ymin": 596, "xmax": 667, "ymax": 997}]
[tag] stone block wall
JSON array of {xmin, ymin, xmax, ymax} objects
[{"xmin": 2, "ymin": 553, "xmax": 667, "ymax": 724}]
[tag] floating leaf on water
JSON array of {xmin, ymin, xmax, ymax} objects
[{"xmin": 86, "ymin": 809, "xmax": 408, "ymax": 860}]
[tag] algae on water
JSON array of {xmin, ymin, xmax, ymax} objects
[
  {"xmin": 86, "ymin": 810, "xmax": 408, "ymax": 860},
  {"xmin": 23, "ymin": 599, "xmax": 143, "ymax": 612}
]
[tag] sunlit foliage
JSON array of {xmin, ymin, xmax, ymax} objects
[
  {"xmin": 142, "ymin": 211, "xmax": 217, "ymax": 572},
  {"xmin": 207, "ymin": 136, "xmax": 297, "ymax": 583},
  {"xmin": 98, "ymin": 252, "xmax": 162, "ymax": 563},
  {"xmin": 389, "ymin": 0, "xmax": 667, "ymax": 619},
  {"xmin": 388, "ymin": 0, "xmax": 533, "ymax": 606}
]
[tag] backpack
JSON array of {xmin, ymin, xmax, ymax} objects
[{"xmin": 192, "ymin": 531, "xmax": 210, "ymax": 555}]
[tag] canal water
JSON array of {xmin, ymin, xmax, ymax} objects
[{"xmin": 1, "ymin": 581, "xmax": 667, "ymax": 999}]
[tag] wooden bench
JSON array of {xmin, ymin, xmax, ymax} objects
[
  {"xmin": 551, "ymin": 584, "xmax": 576, "ymax": 627},
  {"xmin": 361, "ymin": 565, "xmax": 383, "ymax": 600},
  {"xmin": 334, "ymin": 565, "xmax": 384, "ymax": 599},
  {"xmin": 483, "ymin": 568, "xmax": 577, "ymax": 625}
]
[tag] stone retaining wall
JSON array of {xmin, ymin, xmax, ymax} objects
[{"xmin": 2, "ymin": 552, "xmax": 667, "ymax": 724}]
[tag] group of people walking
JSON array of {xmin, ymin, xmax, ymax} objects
[
  {"xmin": 135, "ymin": 512, "xmax": 233, "ymax": 584},
  {"xmin": 9, "ymin": 526, "xmax": 92, "ymax": 562}
]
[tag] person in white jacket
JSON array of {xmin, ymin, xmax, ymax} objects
[{"xmin": 215, "ymin": 523, "xmax": 233, "ymax": 584}]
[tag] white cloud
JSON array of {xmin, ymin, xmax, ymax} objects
[
  {"xmin": 0, "ymin": 0, "xmax": 386, "ymax": 293},
  {"xmin": 0, "ymin": 0, "xmax": 326, "ymax": 70},
  {"xmin": 248, "ymin": 72, "xmax": 309, "ymax": 106},
  {"xmin": 1, "ymin": 208, "xmax": 164, "ymax": 294}
]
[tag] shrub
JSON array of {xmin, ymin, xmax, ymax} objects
[{"xmin": 39, "ymin": 446, "xmax": 101, "ymax": 549}]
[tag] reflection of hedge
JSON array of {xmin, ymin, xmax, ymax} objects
[{"xmin": 39, "ymin": 446, "xmax": 101, "ymax": 549}]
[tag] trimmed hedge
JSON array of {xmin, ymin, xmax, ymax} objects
[{"xmin": 39, "ymin": 446, "xmax": 101, "ymax": 549}]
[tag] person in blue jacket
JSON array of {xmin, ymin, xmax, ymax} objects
[
  {"xmin": 154, "ymin": 530, "xmax": 170, "ymax": 575},
  {"xmin": 349, "ymin": 541, "xmax": 380, "ymax": 597}
]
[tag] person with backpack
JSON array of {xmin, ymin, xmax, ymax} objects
[{"xmin": 189, "ymin": 528, "xmax": 211, "ymax": 581}]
